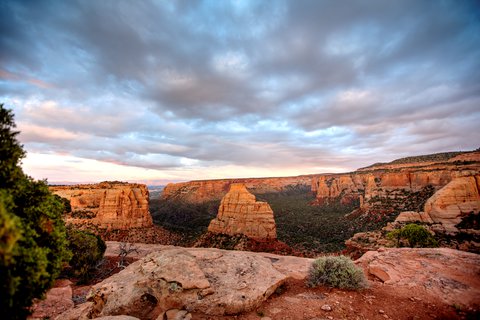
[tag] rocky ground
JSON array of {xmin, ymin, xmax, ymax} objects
[{"xmin": 30, "ymin": 243, "xmax": 479, "ymax": 320}]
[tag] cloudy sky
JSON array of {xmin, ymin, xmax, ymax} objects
[{"xmin": 1, "ymin": 0, "xmax": 479, "ymax": 184}]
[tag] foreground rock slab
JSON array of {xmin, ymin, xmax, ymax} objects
[
  {"xmin": 357, "ymin": 247, "xmax": 480, "ymax": 306},
  {"xmin": 59, "ymin": 248, "xmax": 291, "ymax": 319}
]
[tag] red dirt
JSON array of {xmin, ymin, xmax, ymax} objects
[{"xmin": 194, "ymin": 278, "xmax": 478, "ymax": 320}]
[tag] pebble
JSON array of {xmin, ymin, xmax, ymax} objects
[
  {"xmin": 379, "ymin": 310, "xmax": 385, "ymax": 314},
  {"xmin": 327, "ymin": 316, "xmax": 334, "ymax": 320},
  {"xmin": 270, "ymin": 308, "xmax": 283, "ymax": 314},
  {"xmin": 321, "ymin": 304, "xmax": 333, "ymax": 311}
]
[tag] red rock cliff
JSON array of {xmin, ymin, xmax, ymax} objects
[
  {"xmin": 208, "ymin": 183, "xmax": 277, "ymax": 240},
  {"xmin": 50, "ymin": 182, "xmax": 152, "ymax": 230},
  {"xmin": 163, "ymin": 175, "xmax": 313, "ymax": 203},
  {"xmin": 424, "ymin": 175, "xmax": 480, "ymax": 230},
  {"xmin": 312, "ymin": 152, "xmax": 480, "ymax": 213},
  {"xmin": 162, "ymin": 151, "xmax": 480, "ymax": 215}
]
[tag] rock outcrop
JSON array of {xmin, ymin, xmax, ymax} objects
[
  {"xmin": 345, "ymin": 175, "xmax": 480, "ymax": 256},
  {"xmin": 50, "ymin": 182, "xmax": 152, "ymax": 230},
  {"xmin": 207, "ymin": 184, "xmax": 277, "ymax": 240},
  {"xmin": 57, "ymin": 242, "xmax": 480, "ymax": 319},
  {"xmin": 59, "ymin": 248, "xmax": 294, "ymax": 319},
  {"xmin": 356, "ymin": 247, "xmax": 480, "ymax": 306},
  {"xmin": 312, "ymin": 152, "xmax": 480, "ymax": 213},
  {"xmin": 424, "ymin": 175, "xmax": 480, "ymax": 230}
]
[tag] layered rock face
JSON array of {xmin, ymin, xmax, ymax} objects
[
  {"xmin": 163, "ymin": 152, "xmax": 480, "ymax": 217},
  {"xmin": 163, "ymin": 175, "xmax": 313, "ymax": 203},
  {"xmin": 424, "ymin": 175, "xmax": 480, "ymax": 229},
  {"xmin": 312, "ymin": 152, "xmax": 480, "ymax": 213},
  {"xmin": 50, "ymin": 182, "xmax": 152, "ymax": 230},
  {"xmin": 207, "ymin": 184, "xmax": 277, "ymax": 240}
]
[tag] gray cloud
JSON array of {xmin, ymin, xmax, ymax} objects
[{"xmin": 1, "ymin": 0, "xmax": 479, "ymax": 179}]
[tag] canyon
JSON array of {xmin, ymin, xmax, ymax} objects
[
  {"xmin": 50, "ymin": 182, "xmax": 153, "ymax": 230},
  {"xmin": 163, "ymin": 151, "xmax": 480, "ymax": 217}
]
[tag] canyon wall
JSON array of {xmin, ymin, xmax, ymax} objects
[
  {"xmin": 163, "ymin": 152, "xmax": 480, "ymax": 216},
  {"xmin": 50, "ymin": 182, "xmax": 153, "ymax": 230},
  {"xmin": 312, "ymin": 152, "xmax": 480, "ymax": 214},
  {"xmin": 424, "ymin": 175, "xmax": 480, "ymax": 230},
  {"xmin": 208, "ymin": 184, "xmax": 277, "ymax": 240},
  {"xmin": 163, "ymin": 175, "xmax": 314, "ymax": 203}
]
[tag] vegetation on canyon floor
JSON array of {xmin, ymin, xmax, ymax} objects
[{"xmin": 150, "ymin": 184, "xmax": 399, "ymax": 254}]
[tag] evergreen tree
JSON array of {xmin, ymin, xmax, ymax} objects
[{"xmin": 0, "ymin": 104, "xmax": 71, "ymax": 319}]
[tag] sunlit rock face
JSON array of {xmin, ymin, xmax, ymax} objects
[
  {"xmin": 424, "ymin": 175, "xmax": 480, "ymax": 231},
  {"xmin": 311, "ymin": 151, "xmax": 480, "ymax": 214},
  {"xmin": 50, "ymin": 182, "xmax": 152, "ymax": 230},
  {"xmin": 207, "ymin": 183, "xmax": 277, "ymax": 240}
]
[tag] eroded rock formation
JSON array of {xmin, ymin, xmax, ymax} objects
[
  {"xmin": 207, "ymin": 184, "xmax": 277, "ymax": 240},
  {"xmin": 163, "ymin": 175, "xmax": 313, "ymax": 203},
  {"xmin": 50, "ymin": 182, "xmax": 152, "ymax": 230},
  {"xmin": 425, "ymin": 175, "xmax": 480, "ymax": 230},
  {"xmin": 312, "ymin": 151, "xmax": 480, "ymax": 214}
]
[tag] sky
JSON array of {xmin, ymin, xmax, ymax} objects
[{"xmin": 1, "ymin": 0, "xmax": 479, "ymax": 185}]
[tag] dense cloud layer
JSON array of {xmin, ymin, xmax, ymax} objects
[{"xmin": 1, "ymin": 0, "xmax": 479, "ymax": 182}]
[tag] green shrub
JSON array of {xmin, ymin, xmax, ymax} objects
[
  {"xmin": 66, "ymin": 227, "xmax": 106, "ymax": 281},
  {"xmin": 306, "ymin": 255, "xmax": 367, "ymax": 290},
  {"xmin": 387, "ymin": 223, "xmax": 438, "ymax": 247},
  {"xmin": 0, "ymin": 104, "xmax": 71, "ymax": 319}
]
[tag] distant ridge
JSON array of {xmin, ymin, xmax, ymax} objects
[{"xmin": 358, "ymin": 150, "xmax": 476, "ymax": 170}]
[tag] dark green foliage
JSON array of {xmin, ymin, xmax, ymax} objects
[
  {"xmin": 151, "ymin": 185, "xmax": 397, "ymax": 253},
  {"xmin": 255, "ymin": 186, "xmax": 395, "ymax": 253},
  {"xmin": 455, "ymin": 212, "xmax": 480, "ymax": 230},
  {"xmin": 307, "ymin": 255, "xmax": 367, "ymax": 290},
  {"xmin": 66, "ymin": 227, "xmax": 106, "ymax": 282},
  {"xmin": 54, "ymin": 194, "xmax": 72, "ymax": 214},
  {"xmin": 387, "ymin": 223, "xmax": 438, "ymax": 247},
  {"xmin": 150, "ymin": 198, "xmax": 219, "ymax": 245},
  {"xmin": 0, "ymin": 104, "xmax": 71, "ymax": 319}
]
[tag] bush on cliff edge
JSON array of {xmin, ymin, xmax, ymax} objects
[
  {"xmin": 66, "ymin": 227, "xmax": 106, "ymax": 282},
  {"xmin": 307, "ymin": 255, "xmax": 368, "ymax": 290},
  {"xmin": 0, "ymin": 104, "xmax": 71, "ymax": 319},
  {"xmin": 387, "ymin": 223, "xmax": 438, "ymax": 248}
]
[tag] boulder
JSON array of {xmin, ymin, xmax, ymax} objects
[
  {"xmin": 356, "ymin": 247, "xmax": 480, "ymax": 306},
  {"xmin": 394, "ymin": 211, "xmax": 433, "ymax": 224},
  {"xmin": 208, "ymin": 184, "xmax": 277, "ymax": 240},
  {"xmin": 60, "ymin": 248, "xmax": 289, "ymax": 319}
]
